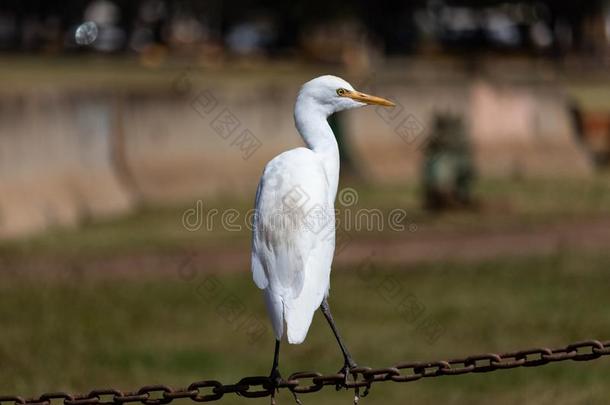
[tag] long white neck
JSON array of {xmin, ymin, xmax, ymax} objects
[{"xmin": 294, "ymin": 99, "xmax": 340, "ymax": 203}]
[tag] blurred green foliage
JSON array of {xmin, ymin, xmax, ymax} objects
[{"xmin": 422, "ymin": 113, "xmax": 476, "ymax": 211}]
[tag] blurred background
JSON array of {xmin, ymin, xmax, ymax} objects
[{"xmin": 1, "ymin": 0, "xmax": 610, "ymax": 404}]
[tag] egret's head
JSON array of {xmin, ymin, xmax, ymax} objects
[{"xmin": 297, "ymin": 75, "xmax": 395, "ymax": 116}]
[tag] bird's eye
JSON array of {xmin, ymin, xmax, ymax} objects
[{"xmin": 336, "ymin": 88, "xmax": 347, "ymax": 96}]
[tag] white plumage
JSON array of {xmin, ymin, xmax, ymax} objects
[
  {"xmin": 252, "ymin": 147, "xmax": 335, "ymax": 343},
  {"xmin": 251, "ymin": 75, "xmax": 394, "ymax": 347}
]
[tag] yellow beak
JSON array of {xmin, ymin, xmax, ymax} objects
[{"xmin": 342, "ymin": 89, "xmax": 395, "ymax": 107}]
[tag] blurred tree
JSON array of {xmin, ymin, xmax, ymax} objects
[
  {"xmin": 422, "ymin": 112, "xmax": 476, "ymax": 211},
  {"xmin": 0, "ymin": 0, "xmax": 607, "ymax": 56}
]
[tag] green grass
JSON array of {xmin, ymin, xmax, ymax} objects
[
  {"xmin": 350, "ymin": 175, "xmax": 610, "ymax": 234},
  {"xmin": 0, "ymin": 250, "xmax": 609, "ymax": 404}
]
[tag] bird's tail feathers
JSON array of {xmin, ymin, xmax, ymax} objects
[
  {"xmin": 284, "ymin": 300, "xmax": 314, "ymax": 344},
  {"xmin": 283, "ymin": 287, "xmax": 326, "ymax": 344},
  {"xmin": 264, "ymin": 291, "xmax": 284, "ymax": 340}
]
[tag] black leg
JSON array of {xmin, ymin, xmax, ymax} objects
[
  {"xmin": 320, "ymin": 297, "xmax": 357, "ymax": 371},
  {"xmin": 268, "ymin": 340, "xmax": 283, "ymax": 405},
  {"xmin": 269, "ymin": 339, "xmax": 282, "ymax": 385}
]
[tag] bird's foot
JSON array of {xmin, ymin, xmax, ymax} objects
[
  {"xmin": 335, "ymin": 358, "xmax": 358, "ymax": 391},
  {"xmin": 268, "ymin": 370, "xmax": 303, "ymax": 405},
  {"xmin": 269, "ymin": 368, "xmax": 283, "ymax": 405},
  {"xmin": 336, "ymin": 358, "xmax": 363, "ymax": 404},
  {"xmin": 269, "ymin": 367, "xmax": 283, "ymax": 389}
]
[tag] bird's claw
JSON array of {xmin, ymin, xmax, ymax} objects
[
  {"xmin": 336, "ymin": 361, "xmax": 358, "ymax": 391},
  {"xmin": 269, "ymin": 367, "xmax": 305, "ymax": 405},
  {"xmin": 336, "ymin": 360, "xmax": 363, "ymax": 404},
  {"xmin": 269, "ymin": 368, "xmax": 282, "ymax": 405},
  {"xmin": 291, "ymin": 391, "xmax": 303, "ymax": 405},
  {"xmin": 269, "ymin": 370, "xmax": 283, "ymax": 390}
]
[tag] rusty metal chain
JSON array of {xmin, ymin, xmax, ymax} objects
[{"xmin": 1, "ymin": 339, "xmax": 608, "ymax": 404}]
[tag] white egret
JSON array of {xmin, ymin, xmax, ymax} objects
[{"xmin": 251, "ymin": 75, "xmax": 394, "ymax": 387}]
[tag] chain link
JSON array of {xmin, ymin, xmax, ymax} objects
[{"xmin": 1, "ymin": 339, "xmax": 608, "ymax": 403}]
